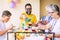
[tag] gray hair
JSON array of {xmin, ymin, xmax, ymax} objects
[{"xmin": 45, "ymin": 4, "xmax": 60, "ymax": 16}]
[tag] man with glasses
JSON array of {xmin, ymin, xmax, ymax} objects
[
  {"xmin": 16, "ymin": 3, "xmax": 37, "ymax": 40},
  {"xmin": 20, "ymin": 3, "xmax": 37, "ymax": 28}
]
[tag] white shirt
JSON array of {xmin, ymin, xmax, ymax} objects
[
  {"xmin": 46, "ymin": 18, "xmax": 60, "ymax": 40},
  {"xmin": 0, "ymin": 21, "xmax": 6, "ymax": 40}
]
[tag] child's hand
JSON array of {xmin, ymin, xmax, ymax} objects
[{"xmin": 7, "ymin": 24, "xmax": 13, "ymax": 30}]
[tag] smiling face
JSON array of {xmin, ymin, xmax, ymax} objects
[
  {"xmin": 2, "ymin": 16, "xmax": 11, "ymax": 23},
  {"xmin": 45, "ymin": 4, "xmax": 59, "ymax": 19},
  {"xmin": 25, "ymin": 3, "xmax": 32, "ymax": 15},
  {"xmin": 25, "ymin": 5, "xmax": 32, "ymax": 15},
  {"xmin": 1, "ymin": 10, "xmax": 12, "ymax": 23},
  {"xmin": 46, "ymin": 8, "xmax": 59, "ymax": 19}
]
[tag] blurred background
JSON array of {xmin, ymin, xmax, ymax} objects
[
  {"xmin": 0, "ymin": 0, "xmax": 60, "ymax": 40},
  {"xmin": 0, "ymin": 0, "xmax": 40, "ymax": 27},
  {"xmin": 40, "ymin": 0, "xmax": 60, "ymax": 18}
]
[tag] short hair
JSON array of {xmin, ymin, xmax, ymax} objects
[
  {"xmin": 25, "ymin": 3, "xmax": 32, "ymax": 8},
  {"xmin": 45, "ymin": 4, "xmax": 60, "ymax": 16},
  {"xmin": 2, "ymin": 10, "xmax": 12, "ymax": 17}
]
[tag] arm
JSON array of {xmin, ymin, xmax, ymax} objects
[
  {"xmin": 39, "ymin": 18, "xmax": 53, "ymax": 30},
  {"xmin": 47, "ymin": 34, "xmax": 60, "ymax": 38},
  {"xmin": 0, "ymin": 24, "xmax": 13, "ymax": 36},
  {"xmin": 39, "ymin": 25, "xmax": 46, "ymax": 30},
  {"xmin": 0, "ymin": 29, "xmax": 8, "ymax": 36},
  {"xmin": 40, "ymin": 17, "xmax": 53, "ymax": 30},
  {"xmin": 55, "ymin": 34, "xmax": 60, "ymax": 38},
  {"xmin": 39, "ymin": 24, "xmax": 51, "ymax": 30}
]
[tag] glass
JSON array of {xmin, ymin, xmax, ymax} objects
[
  {"xmin": 48, "ymin": 12, "xmax": 54, "ymax": 14},
  {"xmin": 25, "ymin": 27, "xmax": 28, "ymax": 31},
  {"xmin": 25, "ymin": 8, "xmax": 32, "ymax": 10},
  {"xmin": 28, "ymin": 23, "xmax": 32, "ymax": 26},
  {"xmin": 25, "ymin": 28, "xmax": 28, "ymax": 31},
  {"xmin": 32, "ymin": 29, "xmax": 36, "ymax": 32}
]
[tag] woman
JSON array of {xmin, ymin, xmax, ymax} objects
[{"xmin": 40, "ymin": 4, "xmax": 60, "ymax": 40}]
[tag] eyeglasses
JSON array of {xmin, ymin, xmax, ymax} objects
[
  {"xmin": 25, "ymin": 8, "xmax": 32, "ymax": 10},
  {"xmin": 48, "ymin": 12, "xmax": 54, "ymax": 14}
]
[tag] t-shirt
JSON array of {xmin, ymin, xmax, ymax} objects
[
  {"xmin": 0, "ymin": 21, "xmax": 6, "ymax": 40},
  {"xmin": 41, "ymin": 16, "xmax": 52, "ymax": 23},
  {"xmin": 20, "ymin": 12, "xmax": 37, "ymax": 29},
  {"xmin": 22, "ymin": 12, "xmax": 37, "ymax": 24},
  {"xmin": 46, "ymin": 18, "xmax": 60, "ymax": 40}
]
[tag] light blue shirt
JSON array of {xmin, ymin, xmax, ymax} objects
[
  {"xmin": 0, "ymin": 21, "xmax": 6, "ymax": 40},
  {"xmin": 41, "ymin": 16, "xmax": 52, "ymax": 23}
]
